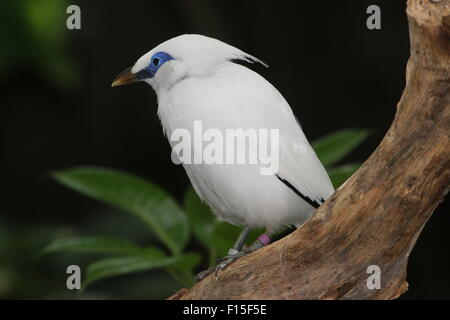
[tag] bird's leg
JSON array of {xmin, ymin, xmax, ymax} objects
[
  {"xmin": 228, "ymin": 226, "xmax": 251, "ymax": 255},
  {"xmin": 212, "ymin": 228, "xmax": 276, "ymax": 279},
  {"xmin": 194, "ymin": 227, "xmax": 251, "ymax": 282},
  {"xmin": 194, "ymin": 227, "xmax": 289, "ymax": 281}
]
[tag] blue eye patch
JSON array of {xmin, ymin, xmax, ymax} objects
[{"xmin": 136, "ymin": 51, "xmax": 174, "ymax": 80}]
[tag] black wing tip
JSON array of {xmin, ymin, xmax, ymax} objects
[{"xmin": 275, "ymin": 174, "xmax": 322, "ymax": 209}]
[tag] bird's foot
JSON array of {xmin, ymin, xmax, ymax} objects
[
  {"xmin": 194, "ymin": 250, "xmax": 245, "ymax": 282},
  {"xmin": 214, "ymin": 251, "xmax": 245, "ymax": 277},
  {"xmin": 194, "ymin": 235, "xmax": 270, "ymax": 282},
  {"xmin": 194, "ymin": 266, "xmax": 216, "ymax": 282}
]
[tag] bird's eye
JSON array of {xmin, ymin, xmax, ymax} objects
[{"xmin": 152, "ymin": 57, "xmax": 160, "ymax": 66}]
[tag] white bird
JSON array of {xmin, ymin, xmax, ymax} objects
[{"xmin": 112, "ymin": 34, "xmax": 334, "ymax": 279}]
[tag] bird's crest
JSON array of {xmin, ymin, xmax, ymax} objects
[{"xmin": 132, "ymin": 34, "xmax": 268, "ymax": 75}]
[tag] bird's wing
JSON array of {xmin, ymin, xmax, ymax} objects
[
  {"xmin": 277, "ymin": 136, "xmax": 335, "ymax": 206},
  {"xmin": 221, "ymin": 64, "xmax": 335, "ymax": 205}
]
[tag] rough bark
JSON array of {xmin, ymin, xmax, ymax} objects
[{"xmin": 169, "ymin": 0, "xmax": 450, "ymax": 300}]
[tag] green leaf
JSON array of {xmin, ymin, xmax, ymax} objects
[
  {"xmin": 210, "ymin": 222, "xmax": 242, "ymax": 258},
  {"xmin": 38, "ymin": 236, "xmax": 142, "ymax": 256},
  {"xmin": 166, "ymin": 253, "xmax": 201, "ymax": 287},
  {"xmin": 328, "ymin": 163, "xmax": 362, "ymax": 188},
  {"xmin": 312, "ymin": 129, "xmax": 370, "ymax": 167},
  {"xmin": 83, "ymin": 249, "xmax": 199, "ymax": 288},
  {"xmin": 52, "ymin": 167, "xmax": 189, "ymax": 255},
  {"xmin": 183, "ymin": 187, "xmax": 216, "ymax": 247},
  {"xmin": 183, "ymin": 187, "xmax": 244, "ymax": 260}
]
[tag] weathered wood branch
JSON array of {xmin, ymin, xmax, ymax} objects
[{"xmin": 169, "ymin": 0, "xmax": 450, "ymax": 300}]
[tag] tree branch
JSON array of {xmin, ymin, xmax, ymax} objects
[{"xmin": 169, "ymin": 0, "xmax": 450, "ymax": 300}]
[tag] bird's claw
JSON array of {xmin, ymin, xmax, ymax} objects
[
  {"xmin": 214, "ymin": 251, "xmax": 244, "ymax": 278},
  {"xmin": 194, "ymin": 251, "xmax": 245, "ymax": 282},
  {"xmin": 217, "ymin": 251, "xmax": 244, "ymax": 269},
  {"xmin": 194, "ymin": 266, "xmax": 215, "ymax": 282}
]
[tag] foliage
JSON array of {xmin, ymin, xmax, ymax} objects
[
  {"xmin": 0, "ymin": 0, "xmax": 77, "ymax": 87},
  {"xmin": 40, "ymin": 129, "xmax": 369, "ymax": 292}
]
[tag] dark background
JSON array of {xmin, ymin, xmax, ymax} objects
[{"xmin": 0, "ymin": 0, "xmax": 448, "ymax": 299}]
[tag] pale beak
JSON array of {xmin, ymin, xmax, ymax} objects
[{"xmin": 111, "ymin": 67, "xmax": 138, "ymax": 87}]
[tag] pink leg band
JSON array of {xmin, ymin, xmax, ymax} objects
[{"xmin": 257, "ymin": 234, "xmax": 271, "ymax": 246}]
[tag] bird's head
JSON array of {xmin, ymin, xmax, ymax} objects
[{"xmin": 111, "ymin": 34, "xmax": 266, "ymax": 92}]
